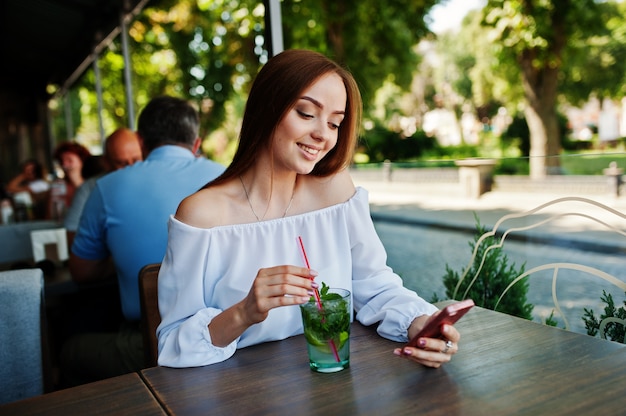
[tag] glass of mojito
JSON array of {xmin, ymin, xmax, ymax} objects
[{"xmin": 299, "ymin": 286, "xmax": 351, "ymax": 373}]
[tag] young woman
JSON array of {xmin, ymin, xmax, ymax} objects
[{"xmin": 157, "ymin": 49, "xmax": 461, "ymax": 369}]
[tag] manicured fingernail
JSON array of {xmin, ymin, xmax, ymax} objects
[
  {"xmin": 311, "ymin": 282, "xmax": 319, "ymax": 289},
  {"xmin": 301, "ymin": 296, "xmax": 311, "ymax": 303},
  {"xmin": 418, "ymin": 338, "xmax": 426, "ymax": 348},
  {"xmin": 403, "ymin": 348, "xmax": 412, "ymax": 356},
  {"xmin": 309, "ymin": 270, "xmax": 318, "ymax": 277},
  {"xmin": 393, "ymin": 349, "xmax": 402, "ymax": 356},
  {"xmin": 307, "ymin": 290, "xmax": 315, "ymax": 296}
]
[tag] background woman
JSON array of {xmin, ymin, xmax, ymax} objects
[{"xmin": 50, "ymin": 142, "xmax": 91, "ymax": 220}]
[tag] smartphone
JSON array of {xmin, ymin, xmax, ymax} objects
[{"xmin": 405, "ymin": 299, "xmax": 475, "ymax": 348}]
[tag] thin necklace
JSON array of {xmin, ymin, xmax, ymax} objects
[{"xmin": 239, "ymin": 176, "xmax": 295, "ymax": 222}]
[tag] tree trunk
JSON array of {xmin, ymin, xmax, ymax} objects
[
  {"xmin": 517, "ymin": 0, "xmax": 567, "ymax": 179},
  {"xmin": 323, "ymin": 1, "xmax": 346, "ymax": 64},
  {"xmin": 523, "ymin": 95, "xmax": 561, "ymax": 179}
]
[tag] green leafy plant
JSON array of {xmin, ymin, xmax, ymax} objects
[
  {"xmin": 583, "ymin": 291, "xmax": 626, "ymax": 344},
  {"xmin": 433, "ymin": 217, "xmax": 534, "ymax": 320},
  {"xmin": 543, "ymin": 311, "xmax": 559, "ymax": 327}
]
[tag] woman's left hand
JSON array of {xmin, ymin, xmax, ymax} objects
[{"xmin": 393, "ymin": 316, "xmax": 461, "ymax": 368}]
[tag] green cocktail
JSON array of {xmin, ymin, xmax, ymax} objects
[{"xmin": 300, "ymin": 285, "xmax": 351, "ymax": 373}]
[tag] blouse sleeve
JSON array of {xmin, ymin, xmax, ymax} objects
[
  {"xmin": 156, "ymin": 217, "xmax": 238, "ymax": 368},
  {"xmin": 348, "ymin": 189, "xmax": 439, "ymax": 342}
]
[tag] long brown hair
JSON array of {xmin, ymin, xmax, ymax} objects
[{"xmin": 206, "ymin": 49, "xmax": 362, "ymax": 188}]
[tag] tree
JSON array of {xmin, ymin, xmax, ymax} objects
[
  {"xmin": 481, "ymin": 0, "xmax": 608, "ymax": 178},
  {"xmin": 281, "ymin": 0, "xmax": 440, "ymax": 109},
  {"xmin": 447, "ymin": 9, "xmax": 524, "ymax": 120},
  {"xmin": 559, "ymin": 1, "xmax": 626, "ymax": 105},
  {"xmin": 63, "ymin": 0, "xmax": 446, "ymax": 160},
  {"xmin": 129, "ymin": 0, "xmax": 267, "ymax": 136}
]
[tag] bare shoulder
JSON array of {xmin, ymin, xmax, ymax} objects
[
  {"xmin": 175, "ymin": 182, "xmax": 239, "ymax": 229},
  {"xmin": 300, "ymin": 169, "xmax": 356, "ymax": 211}
]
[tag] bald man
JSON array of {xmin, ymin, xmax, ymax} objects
[
  {"xmin": 103, "ymin": 128, "xmax": 143, "ymax": 171},
  {"xmin": 64, "ymin": 128, "xmax": 143, "ymax": 244}
]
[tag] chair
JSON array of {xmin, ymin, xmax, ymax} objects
[
  {"xmin": 138, "ymin": 263, "xmax": 161, "ymax": 368},
  {"xmin": 453, "ymin": 196, "xmax": 626, "ymax": 339},
  {"xmin": 0, "ymin": 268, "xmax": 49, "ymax": 404}
]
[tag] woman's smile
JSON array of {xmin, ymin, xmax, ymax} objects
[{"xmin": 297, "ymin": 143, "xmax": 321, "ymax": 157}]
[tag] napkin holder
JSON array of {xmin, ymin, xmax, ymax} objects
[{"xmin": 30, "ymin": 228, "xmax": 68, "ymax": 263}]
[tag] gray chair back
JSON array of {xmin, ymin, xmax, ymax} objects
[{"xmin": 0, "ymin": 268, "xmax": 45, "ymax": 404}]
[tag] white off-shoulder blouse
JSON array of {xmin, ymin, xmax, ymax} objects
[{"xmin": 157, "ymin": 187, "xmax": 438, "ymax": 368}]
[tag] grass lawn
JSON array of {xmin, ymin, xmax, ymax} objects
[
  {"xmin": 353, "ymin": 150, "xmax": 626, "ymax": 176},
  {"xmin": 561, "ymin": 152, "xmax": 626, "ymax": 175}
]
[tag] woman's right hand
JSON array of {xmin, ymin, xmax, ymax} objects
[
  {"xmin": 239, "ymin": 265, "xmax": 318, "ymax": 326},
  {"xmin": 209, "ymin": 265, "xmax": 318, "ymax": 347}
]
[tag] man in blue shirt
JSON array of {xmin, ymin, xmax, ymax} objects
[{"xmin": 63, "ymin": 96, "xmax": 225, "ymax": 386}]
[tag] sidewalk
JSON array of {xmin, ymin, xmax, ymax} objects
[
  {"xmin": 352, "ymin": 172, "xmax": 626, "ymax": 335},
  {"xmin": 352, "ymin": 176, "xmax": 626, "ymax": 253}
]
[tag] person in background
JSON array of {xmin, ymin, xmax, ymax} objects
[
  {"xmin": 64, "ymin": 128, "xmax": 143, "ymax": 247},
  {"xmin": 63, "ymin": 155, "xmax": 106, "ymax": 247},
  {"xmin": 62, "ymin": 96, "xmax": 225, "ymax": 386},
  {"xmin": 102, "ymin": 127, "xmax": 143, "ymax": 171},
  {"xmin": 6, "ymin": 159, "xmax": 50, "ymax": 220},
  {"xmin": 50, "ymin": 142, "xmax": 91, "ymax": 221},
  {"xmin": 6, "ymin": 159, "xmax": 50, "ymax": 195},
  {"xmin": 156, "ymin": 49, "xmax": 461, "ymax": 369}
]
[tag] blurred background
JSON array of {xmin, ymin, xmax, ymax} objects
[{"xmin": 2, "ymin": 0, "xmax": 626, "ymax": 184}]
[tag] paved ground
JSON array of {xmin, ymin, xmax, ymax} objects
[
  {"xmin": 351, "ymin": 172, "xmax": 626, "ymax": 336},
  {"xmin": 357, "ymin": 177, "xmax": 626, "ymax": 251}
]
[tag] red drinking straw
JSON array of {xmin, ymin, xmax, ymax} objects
[
  {"xmin": 297, "ymin": 236, "xmax": 340, "ymax": 362},
  {"xmin": 298, "ymin": 236, "xmax": 322, "ymax": 309}
]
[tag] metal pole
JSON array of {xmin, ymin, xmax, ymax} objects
[
  {"xmin": 120, "ymin": 7, "xmax": 136, "ymax": 130},
  {"xmin": 93, "ymin": 54, "xmax": 106, "ymax": 146},
  {"xmin": 264, "ymin": 0, "xmax": 284, "ymax": 56}
]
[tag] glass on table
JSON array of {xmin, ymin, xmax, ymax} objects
[{"xmin": 300, "ymin": 288, "xmax": 351, "ymax": 373}]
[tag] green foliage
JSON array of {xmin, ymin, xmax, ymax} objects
[
  {"xmin": 360, "ymin": 124, "xmax": 436, "ymax": 163},
  {"xmin": 561, "ymin": 137, "xmax": 594, "ymax": 153},
  {"xmin": 60, "ymin": 0, "xmax": 442, "ymax": 161},
  {"xmin": 133, "ymin": 0, "xmax": 266, "ymax": 135},
  {"xmin": 501, "ymin": 113, "xmax": 530, "ymax": 157},
  {"xmin": 50, "ymin": 88, "xmax": 82, "ymax": 143},
  {"xmin": 422, "ymin": 143, "xmax": 480, "ymax": 162},
  {"xmin": 560, "ymin": 1, "xmax": 625, "ymax": 104},
  {"xmin": 583, "ymin": 291, "xmax": 626, "ymax": 343},
  {"xmin": 480, "ymin": 0, "xmax": 615, "ymax": 177},
  {"xmin": 281, "ymin": 0, "xmax": 439, "ymax": 107},
  {"xmin": 544, "ymin": 310, "xmax": 559, "ymax": 327},
  {"xmin": 301, "ymin": 282, "xmax": 350, "ymax": 349},
  {"xmin": 561, "ymin": 153, "xmax": 626, "ymax": 175},
  {"xmin": 494, "ymin": 157, "xmax": 529, "ymax": 175},
  {"xmin": 439, "ymin": 217, "xmax": 533, "ymax": 320}
]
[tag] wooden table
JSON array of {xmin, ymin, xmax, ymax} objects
[
  {"xmin": 141, "ymin": 305, "xmax": 626, "ymax": 415},
  {"xmin": 0, "ymin": 373, "xmax": 165, "ymax": 415}
]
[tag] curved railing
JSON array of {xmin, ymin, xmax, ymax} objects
[{"xmin": 453, "ymin": 196, "xmax": 626, "ymax": 339}]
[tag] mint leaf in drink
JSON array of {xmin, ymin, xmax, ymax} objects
[
  {"xmin": 318, "ymin": 281, "xmax": 342, "ymax": 301},
  {"xmin": 320, "ymin": 281, "xmax": 329, "ymax": 297},
  {"xmin": 301, "ymin": 282, "xmax": 350, "ymax": 352}
]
